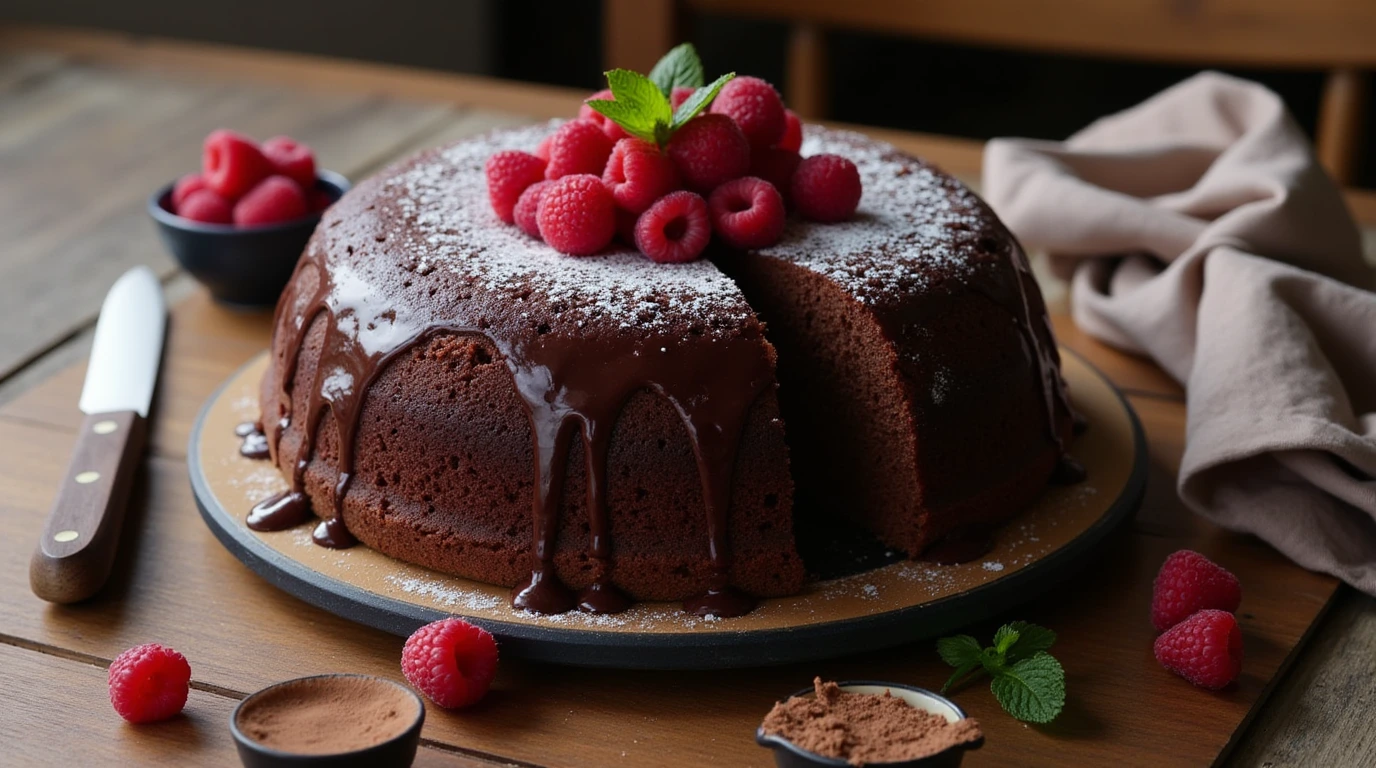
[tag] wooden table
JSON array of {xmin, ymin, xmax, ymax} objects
[{"xmin": 2, "ymin": 25, "xmax": 1374, "ymax": 767}]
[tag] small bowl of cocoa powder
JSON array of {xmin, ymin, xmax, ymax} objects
[
  {"xmin": 230, "ymin": 674, "xmax": 425, "ymax": 767},
  {"xmin": 757, "ymin": 678, "xmax": 983, "ymax": 767}
]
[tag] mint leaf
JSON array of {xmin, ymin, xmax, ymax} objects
[
  {"xmin": 599, "ymin": 69, "xmax": 674, "ymax": 145},
  {"xmin": 992, "ymin": 625, "xmax": 1021, "ymax": 657},
  {"xmin": 937, "ymin": 635, "xmax": 983, "ymax": 669},
  {"xmin": 648, "ymin": 43, "xmax": 704, "ymax": 97},
  {"xmin": 671, "ymin": 72, "xmax": 735, "ymax": 128},
  {"xmin": 1005, "ymin": 621, "xmax": 1057, "ymax": 663},
  {"xmin": 584, "ymin": 99, "xmax": 657, "ymax": 143},
  {"xmin": 941, "ymin": 660, "xmax": 984, "ymax": 694},
  {"xmin": 989, "ymin": 652, "xmax": 1065, "ymax": 724}
]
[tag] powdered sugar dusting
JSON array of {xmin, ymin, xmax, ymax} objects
[
  {"xmin": 759, "ymin": 128, "xmax": 994, "ymax": 306},
  {"xmin": 377, "ymin": 121, "xmax": 752, "ymax": 338}
]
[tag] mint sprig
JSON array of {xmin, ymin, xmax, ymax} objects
[
  {"xmin": 648, "ymin": 43, "xmax": 704, "ymax": 96},
  {"xmin": 937, "ymin": 622, "xmax": 1065, "ymax": 724},
  {"xmin": 585, "ymin": 45, "xmax": 734, "ymax": 148}
]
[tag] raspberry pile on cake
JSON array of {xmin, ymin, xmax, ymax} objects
[{"xmin": 250, "ymin": 46, "xmax": 1074, "ymax": 618}]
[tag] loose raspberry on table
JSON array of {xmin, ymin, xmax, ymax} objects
[
  {"xmin": 603, "ymin": 138, "xmax": 681, "ymax": 215},
  {"xmin": 634, "ymin": 190, "xmax": 711, "ymax": 264},
  {"xmin": 1152, "ymin": 550, "xmax": 1242, "ymax": 631},
  {"xmin": 791, "ymin": 153, "xmax": 861, "ymax": 223},
  {"xmin": 778, "ymin": 109, "xmax": 803, "ymax": 152},
  {"xmin": 544, "ymin": 120, "xmax": 615, "ymax": 180},
  {"xmin": 108, "ymin": 643, "xmax": 191, "ymax": 723},
  {"xmin": 534, "ymin": 136, "xmax": 553, "ymax": 161},
  {"xmin": 232, "ymin": 175, "xmax": 308, "ymax": 227},
  {"xmin": 171, "ymin": 173, "xmax": 210, "ymax": 210},
  {"xmin": 537, "ymin": 173, "xmax": 616, "ymax": 256},
  {"xmin": 401, "ymin": 618, "xmax": 498, "ymax": 709},
  {"xmin": 513, "ymin": 180, "xmax": 551, "ymax": 239},
  {"xmin": 1153, "ymin": 609, "xmax": 1243, "ymax": 690},
  {"xmin": 748, "ymin": 147, "xmax": 801, "ymax": 203},
  {"xmin": 670, "ymin": 86, "xmax": 696, "ymax": 111},
  {"xmin": 260, "ymin": 135, "xmax": 317, "ymax": 189},
  {"xmin": 178, "ymin": 189, "xmax": 234, "ymax": 224},
  {"xmin": 666, "ymin": 114, "xmax": 751, "ymax": 193},
  {"xmin": 202, "ymin": 129, "xmax": 271, "ymax": 199},
  {"xmin": 485, "ymin": 150, "xmax": 547, "ymax": 224},
  {"xmin": 708, "ymin": 176, "xmax": 785, "ymax": 250},
  {"xmin": 710, "ymin": 76, "xmax": 786, "ymax": 149}
]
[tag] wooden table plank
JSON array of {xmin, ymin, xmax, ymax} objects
[{"xmin": 0, "ymin": 642, "xmax": 508, "ymax": 767}]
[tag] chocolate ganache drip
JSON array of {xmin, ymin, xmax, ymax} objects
[{"xmin": 253, "ymin": 128, "xmax": 775, "ymax": 617}]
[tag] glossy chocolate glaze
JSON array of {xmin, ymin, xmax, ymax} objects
[
  {"xmin": 237, "ymin": 421, "xmax": 271, "ymax": 460},
  {"xmin": 260, "ymin": 154, "xmax": 773, "ymax": 613}
]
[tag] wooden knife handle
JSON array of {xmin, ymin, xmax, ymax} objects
[{"xmin": 30, "ymin": 410, "xmax": 147, "ymax": 604}]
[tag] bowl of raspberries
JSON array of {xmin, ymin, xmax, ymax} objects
[
  {"xmin": 148, "ymin": 129, "xmax": 348, "ymax": 307},
  {"xmin": 485, "ymin": 45, "xmax": 862, "ymax": 263}
]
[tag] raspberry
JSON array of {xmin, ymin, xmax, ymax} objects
[
  {"xmin": 513, "ymin": 180, "xmax": 551, "ymax": 239},
  {"xmin": 401, "ymin": 618, "xmax": 498, "ymax": 709},
  {"xmin": 1153, "ymin": 609, "xmax": 1243, "ymax": 689},
  {"xmin": 748, "ymin": 147, "xmax": 801, "ymax": 202},
  {"xmin": 578, "ymin": 88, "xmax": 615, "ymax": 124},
  {"xmin": 544, "ymin": 120, "xmax": 614, "ymax": 180},
  {"xmin": 202, "ymin": 129, "xmax": 271, "ymax": 199},
  {"xmin": 171, "ymin": 173, "xmax": 209, "ymax": 210},
  {"xmin": 535, "ymin": 135, "xmax": 552, "ymax": 161},
  {"xmin": 666, "ymin": 114, "xmax": 751, "ymax": 193},
  {"xmin": 232, "ymin": 175, "xmax": 308, "ymax": 227},
  {"xmin": 791, "ymin": 154, "xmax": 861, "ymax": 223},
  {"xmin": 261, "ymin": 135, "xmax": 317, "ymax": 189},
  {"xmin": 108, "ymin": 643, "xmax": 191, "ymax": 723},
  {"xmin": 708, "ymin": 177, "xmax": 786, "ymax": 250},
  {"xmin": 634, "ymin": 190, "xmax": 711, "ymax": 264},
  {"xmin": 537, "ymin": 174, "xmax": 616, "ymax": 256},
  {"xmin": 178, "ymin": 189, "xmax": 233, "ymax": 224},
  {"xmin": 778, "ymin": 109, "xmax": 803, "ymax": 152},
  {"xmin": 710, "ymin": 76, "xmax": 786, "ymax": 149},
  {"xmin": 1152, "ymin": 550, "xmax": 1242, "ymax": 631},
  {"xmin": 485, "ymin": 150, "xmax": 547, "ymax": 224},
  {"xmin": 670, "ymin": 86, "xmax": 696, "ymax": 111},
  {"xmin": 603, "ymin": 138, "xmax": 681, "ymax": 215}
]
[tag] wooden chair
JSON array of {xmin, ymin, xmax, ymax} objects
[{"xmin": 603, "ymin": 0, "xmax": 1374, "ymax": 184}]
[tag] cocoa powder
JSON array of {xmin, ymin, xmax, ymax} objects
[
  {"xmin": 236, "ymin": 676, "xmax": 419, "ymax": 755},
  {"xmin": 761, "ymin": 678, "xmax": 982, "ymax": 765}
]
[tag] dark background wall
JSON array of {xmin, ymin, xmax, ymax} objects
[{"xmin": 4, "ymin": 0, "xmax": 1366, "ymax": 185}]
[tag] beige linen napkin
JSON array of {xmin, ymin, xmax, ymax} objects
[{"xmin": 983, "ymin": 72, "xmax": 1376, "ymax": 593}]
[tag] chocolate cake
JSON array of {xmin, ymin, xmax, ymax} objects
[{"xmin": 250, "ymin": 122, "xmax": 1072, "ymax": 617}]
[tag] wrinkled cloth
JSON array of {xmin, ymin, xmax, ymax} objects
[{"xmin": 983, "ymin": 72, "xmax": 1376, "ymax": 593}]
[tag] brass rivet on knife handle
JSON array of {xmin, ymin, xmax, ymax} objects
[{"xmin": 30, "ymin": 410, "xmax": 148, "ymax": 603}]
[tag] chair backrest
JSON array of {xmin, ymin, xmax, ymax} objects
[{"xmin": 603, "ymin": 0, "xmax": 1373, "ymax": 184}]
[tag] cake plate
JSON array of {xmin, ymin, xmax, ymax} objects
[{"xmin": 189, "ymin": 349, "xmax": 1145, "ymax": 669}]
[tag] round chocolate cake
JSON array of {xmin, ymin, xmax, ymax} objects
[{"xmin": 250, "ymin": 122, "xmax": 1073, "ymax": 617}]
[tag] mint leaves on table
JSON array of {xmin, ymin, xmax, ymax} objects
[
  {"xmin": 585, "ymin": 43, "xmax": 734, "ymax": 147},
  {"xmin": 937, "ymin": 621, "xmax": 1065, "ymax": 724}
]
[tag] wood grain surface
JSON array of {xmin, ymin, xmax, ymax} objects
[{"xmin": 0, "ymin": 25, "xmax": 1372, "ymax": 767}]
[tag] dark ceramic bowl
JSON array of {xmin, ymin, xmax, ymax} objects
[
  {"xmin": 149, "ymin": 170, "xmax": 349, "ymax": 308},
  {"xmin": 230, "ymin": 673, "xmax": 424, "ymax": 768},
  {"xmin": 755, "ymin": 681, "xmax": 983, "ymax": 768}
]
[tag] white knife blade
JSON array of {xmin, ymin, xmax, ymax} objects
[{"xmin": 78, "ymin": 266, "xmax": 166, "ymax": 417}]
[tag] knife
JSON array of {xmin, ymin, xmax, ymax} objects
[{"xmin": 30, "ymin": 266, "xmax": 166, "ymax": 604}]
